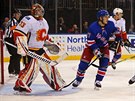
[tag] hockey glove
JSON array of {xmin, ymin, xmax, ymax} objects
[
  {"xmin": 123, "ymin": 39, "xmax": 134, "ymax": 48},
  {"xmin": 94, "ymin": 49, "xmax": 102, "ymax": 58},
  {"xmin": 109, "ymin": 41, "xmax": 120, "ymax": 52},
  {"xmin": 115, "ymin": 37, "xmax": 121, "ymax": 41},
  {"xmin": 16, "ymin": 36, "xmax": 28, "ymax": 56}
]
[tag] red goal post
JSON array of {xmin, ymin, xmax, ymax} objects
[{"xmin": 0, "ymin": 29, "xmax": 4, "ymax": 84}]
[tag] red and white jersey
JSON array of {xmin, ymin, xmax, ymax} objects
[
  {"xmin": 15, "ymin": 15, "xmax": 49, "ymax": 49},
  {"xmin": 109, "ymin": 16, "xmax": 126, "ymax": 32}
]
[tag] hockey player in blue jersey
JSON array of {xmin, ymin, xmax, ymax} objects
[{"xmin": 72, "ymin": 10, "xmax": 121, "ymax": 90}]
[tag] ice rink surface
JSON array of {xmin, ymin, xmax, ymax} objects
[{"xmin": 0, "ymin": 60, "xmax": 135, "ymax": 101}]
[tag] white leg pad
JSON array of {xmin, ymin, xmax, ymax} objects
[
  {"xmin": 21, "ymin": 59, "xmax": 40, "ymax": 86},
  {"xmin": 39, "ymin": 54, "xmax": 66, "ymax": 90}
]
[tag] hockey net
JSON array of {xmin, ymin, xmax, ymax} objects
[{"xmin": 0, "ymin": 30, "xmax": 4, "ymax": 84}]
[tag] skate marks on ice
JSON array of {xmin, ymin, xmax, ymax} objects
[{"xmin": 0, "ymin": 84, "xmax": 81, "ymax": 96}]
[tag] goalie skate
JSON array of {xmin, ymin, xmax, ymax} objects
[
  {"xmin": 14, "ymin": 89, "xmax": 31, "ymax": 95},
  {"xmin": 94, "ymin": 81, "xmax": 101, "ymax": 90},
  {"xmin": 13, "ymin": 86, "xmax": 31, "ymax": 94},
  {"xmin": 13, "ymin": 79, "xmax": 32, "ymax": 93}
]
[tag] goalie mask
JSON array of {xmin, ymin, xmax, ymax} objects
[{"xmin": 31, "ymin": 3, "xmax": 44, "ymax": 20}]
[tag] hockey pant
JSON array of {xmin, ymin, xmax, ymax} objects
[
  {"xmin": 15, "ymin": 49, "xmax": 66, "ymax": 91},
  {"xmin": 75, "ymin": 46, "xmax": 109, "ymax": 82}
]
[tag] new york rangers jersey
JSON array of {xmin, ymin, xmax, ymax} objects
[
  {"xmin": 15, "ymin": 15, "xmax": 49, "ymax": 49},
  {"xmin": 86, "ymin": 21, "xmax": 119, "ymax": 51},
  {"xmin": 109, "ymin": 16, "xmax": 126, "ymax": 32}
]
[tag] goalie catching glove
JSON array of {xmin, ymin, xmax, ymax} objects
[{"xmin": 43, "ymin": 40, "xmax": 61, "ymax": 55}]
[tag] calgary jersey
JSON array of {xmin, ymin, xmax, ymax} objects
[
  {"xmin": 86, "ymin": 21, "xmax": 119, "ymax": 51},
  {"xmin": 109, "ymin": 16, "xmax": 126, "ymax": 32},
  {"xmin": 15, "ymin": 15, "xmax": 49, "ymax": 49}
]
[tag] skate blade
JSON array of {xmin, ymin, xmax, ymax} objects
[
  {"xmin": 14, "ymin": 91, "xmax": 30, "ymax": 95},
  {"xmin": 72, "ymin": 86, "xmax": 77, "ymax": 89}
]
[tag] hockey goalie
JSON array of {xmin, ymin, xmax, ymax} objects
[{"xmin": 13, "ymin": 3, "xmax": 66, "ymax": 93}]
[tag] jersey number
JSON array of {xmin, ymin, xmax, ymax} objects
[{"xmin": 19, "ymin": 21, "xmax": 26, "ymax": 28}]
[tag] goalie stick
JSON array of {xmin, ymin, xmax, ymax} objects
[{"xmin": 0, "ymin": 39, "xmax": 68, "ymax": 66}]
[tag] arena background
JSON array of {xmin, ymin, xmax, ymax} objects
[
  {"xmin": 0, "ymin": 0, "xmax": 135, "ymax": 33},
  {"xmin": 0, "ymin": 0, "xmax": 135, "ymax": 61}
]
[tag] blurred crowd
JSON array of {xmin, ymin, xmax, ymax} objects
[
  {"xmin": 0, "ymin": 15, "xmax": 135, "ymax": 34},
  {"xmin": 0, "ymin": 16, "xmax": 89, "ymax": 34}
]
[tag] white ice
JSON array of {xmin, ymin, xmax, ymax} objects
[{"xmin": 0, "ymin": 60, "xmax": 135, "ymax": 101}]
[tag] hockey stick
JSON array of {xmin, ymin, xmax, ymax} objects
[
  {"xmin": 89, "ymin": 56, "xmax": 99, "ymax": 67},
  {"xmin": 91, "ymin": 55, "xmax": 135, "ymax": 68},
  {"xmin": 63, "ymin": 56, "xmax": 99, "ymax": 89},
  {"xmin": 116, "ymin": 55, "xmax": 135, "ymax": 64},
  {"xmin": 63, "ymin": 78, "xmax": 76, "ymax": 88},
  {"xmin": 124, "ymin": 45, "xmax": 130, "ymax": 53},
  {"xmin": 0, "ymin": 39, "xmax": 68, "ymax": 66},
  {"xmin": 54, "ymin": 52, "xmax": 68, "ymax": 65},
  {"xmin": 115, "ymin": 41, "xmax": 121, "ymax": 53}
]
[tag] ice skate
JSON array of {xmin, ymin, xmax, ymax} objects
[
  {"xmin": 9, "ymin": 73, "xmax": 15, "ymax": 77},
  {"xmin": 94, "ymin": 81, "xmax": 101, "ymax": 90},
  {"xmin": 128, "ymin": 75, "xmax": 135, "ymax": 85},
  {"xmin": 9, "ymin": 73, "xmax": 18, "ymax": 79},
  {"xmin": 111, "ymin": 62, "xmax": 116, "ymax": 70},
  {"xmin": 13, "ymin": 86, "xmax": 31, "ymax": 94},
  {"xmin": 72, "ymin": 80, "xmax": 82, "ymax": 88},
  {"xmin": 14, "ymin": 79, "xmax": 32, "ymax": 93}
]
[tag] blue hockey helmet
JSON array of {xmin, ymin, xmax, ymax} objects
[{"xmin": 96, "ymin": 10, "xmax": 109, "ymax": 19}]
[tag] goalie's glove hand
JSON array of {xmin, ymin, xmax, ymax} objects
[
  {"xmin": 94, "ymin": 49, "xmax": 103, "ymax": 58},
  {"xmin": 44, "ymin": 40, "xmax": 53, "ymax": 46},
  {"xmin": 43, "ymin": 41, "xmax": 60, "ymax": 55}
]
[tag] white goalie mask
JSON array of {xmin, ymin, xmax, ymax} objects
[{"xmin": 31, "ymin": 3, "xmax": 45, "ymax": 20}]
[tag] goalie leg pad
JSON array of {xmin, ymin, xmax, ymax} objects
[
  {"xmin": 39, "ymin": 53, "xmax": 66, "ymax": 91},
  {"xmin": 14, "ymin": 59, "xmax": 40, "ymax": 92}
]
